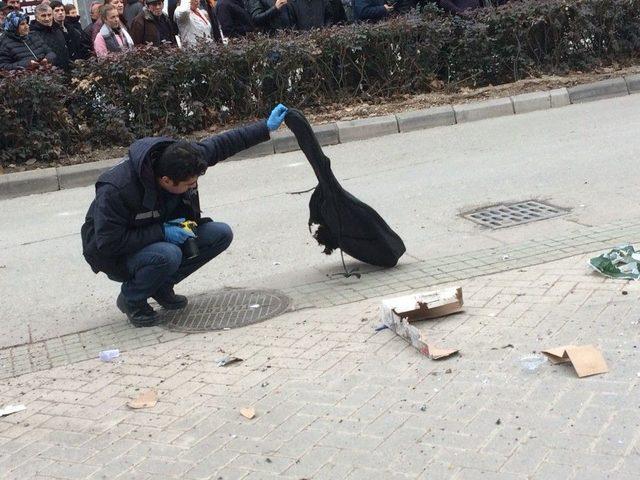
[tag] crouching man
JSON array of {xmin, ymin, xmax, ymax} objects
[{"xmin": 81, "ymin": 104, "xmax": 288, "ymax": 326}]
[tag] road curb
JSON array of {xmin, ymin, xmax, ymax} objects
[
  {"xmin": 567, "ymin": 77, "xmax": 629, "ymax": 103},
  {"xmin": 453, "ymin": 97, "xmax": 515, "ymax": 123},
  {"xmin": 2, "ymin": 76, "xmax": 638, "ymax": 200}
]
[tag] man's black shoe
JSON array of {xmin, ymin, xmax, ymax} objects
[
  {"xmin": 116, "ymin": 294, "xmax": 158, "ymax": 327},
  {"xmin": 152, "ymin": 286, "xmax": 188, "ymax": 310}
]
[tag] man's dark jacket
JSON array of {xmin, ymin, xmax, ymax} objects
[
  {"xmin": 288, "ymin": 0, "xmax": 328, "ymax": 30},
  {"xmin": 215, "ymin": 0, "xmax": 254, "ymax": 38},
  {"xmin": 81, "ymin": 121, "xmax": 270, "ymax": 279},
  {"xmin": 353, "ymin": 0, "xmax": 387, "ymax": 21},
  {"xmin": 130, "ymin": 9, "xmax": 176, "ymax": 46},
  {"xmin": 248, "ymin": 0, "xmax": 292, "ymax": 33},
  {"xmin": 0, "ymin": 32, "xmax": 56, "ymax": 70},
  {"xmin": 29, "ymin": 20, "xmax": 69, "ymax": 68},
  {"xmin": 65, "ymin": 16, "xmax": 92, "ymax": 59},
  {"xmin": 436, "ymin": 0, "xmax": 480, "ymax": 13}
]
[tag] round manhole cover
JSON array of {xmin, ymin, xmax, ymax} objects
[{"xmin": 162, "ymin": 289, "xmax": 291, "ymax": 333}]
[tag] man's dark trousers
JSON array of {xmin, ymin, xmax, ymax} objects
[{"xmin": 120, "ymin": 221, "xmax": 233, "ymax": 302}]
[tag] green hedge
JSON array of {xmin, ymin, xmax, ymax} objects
[{"xmin": 1, "ymin": 0, "xmax": 639, "ymax": 165}]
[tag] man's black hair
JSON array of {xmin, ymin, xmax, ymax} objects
[
  {"xmin": 49, "ymin": 0, "xmax": 64, "ymax": 9},
  {"xmin": 154, "ymin": 141, "xmax": 207, "ymax": 183}
]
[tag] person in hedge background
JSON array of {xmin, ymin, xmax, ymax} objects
[
  {"xmin": 174, "ymin": 0, "xmax": 213, "ymax": 46},
  {"xmin": 30, "ymin": 3, "xmax": 72, "ymax": 68},
  {"xmin": 130, "ymin": 0, "xmax": 176, "ymax": 46},
  {"xmin": 64, "ymin": 3, "xmax": 93, "ymax": 58},
  {"xmin": 85, "ymin": 1, "xmax": 103, "ymax": 38},
  {"xmin": 248, "ymin": 0, "xmax": 293, "ymax": 34},
  {"xmin": 81, "ymin": 104, "xmax": 289, "ymax": 327},
  {"xmin": 92, "ymin": 0, "xmax": 126, "ymax": 42},
  {"xmin": 353, "ymin": 0, "xmax": 394, "ymax": 22},
  {"xmin": 215, "ymin": 0, "xmax": 254, "ymax": 38},
  {"xmin": 94, "ymin": 3, "xmax": 134, "ymax": 56},
  {"xmin": 0, "ymin": 10, "xmax": 57, "ymax": 70},
  {"xmin": 49, "ymin": 0, "xmax": 91, "ymax": 62}
]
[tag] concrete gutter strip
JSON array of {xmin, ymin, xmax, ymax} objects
[{"xmin": 1, "ymin": 76, "xmax": 638, "ymax": 200}]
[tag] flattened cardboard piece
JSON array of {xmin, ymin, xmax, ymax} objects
[
  {"xmin": 566, "ymin": 345, "xmax": 608, "ymax": 378},
  {"xmin": 240, "ymin": 407, "xmax": 256, "ymax": 419},
  {"xmin": 542, "ymin": 345, "xmax": 608, "ymax": 377},
  {"xmin": 127, "ymin": 389, "xmax": 158, "ymax": 409},
  {"xmin": 392, "ymin": 287, "xmax": 463, "ymax": 322},
  {"xmin": 541, "ymin": 345, "xmax": 574, "ymax": 365},
  {"xmin": 427, "ymin": 345, "xmax": 459, "ymax": 360}
]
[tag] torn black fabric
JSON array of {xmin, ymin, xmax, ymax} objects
[{"xmin": 284, "ymin": 109, "xmax": 406, "ymax": 268}]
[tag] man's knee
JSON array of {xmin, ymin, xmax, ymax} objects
[
  {"xmin": 134, "ymin": 242, "xmax": 183, "ymax": 274},
  {"xmin": 219, "ymin": 223, "xmax": 233, "ymax": 250},
  {"xmin": 199, "ymin": 222, "xmax": 233, "ymax": 250},
  {"xmin": 159, "ymin": 243, "xmax": 183, "ymax": 273}
]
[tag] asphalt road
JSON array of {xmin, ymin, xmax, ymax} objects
[{"xmin": 2, "ymin": 94, "xmax": 639, "ymax": 348}]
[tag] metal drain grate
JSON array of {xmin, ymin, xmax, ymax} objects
[
  {"xmin": 162, "ymin": 289, "xmax": 291, "ymax": 333},
  {"xmin": 464, "ymin": 201, "xmax": 568, "ymax": 229}
]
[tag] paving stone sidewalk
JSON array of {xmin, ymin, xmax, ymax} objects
[{"xmin": 1, "ymin": 251, "xmax": 639, "ymax": 480}]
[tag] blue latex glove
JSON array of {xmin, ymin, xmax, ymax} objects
[
  {"xmin": 163, "ymin": 218, "xmax": 195, "ymax": 245},
  {"xmin": 267, "ymin": 104, "xmax": 288, "ymax": 131}
]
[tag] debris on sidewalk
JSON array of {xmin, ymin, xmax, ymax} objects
[
  {"xmin": 240, "ymin": 407, "xmax": 256, "ymax": 419},
  {"xmin": 491, "ymin": 344, "xmax": 514, "ymax": 350},
  {"xmin": 99, "ymin": 349, "xmax": 120, "ymax": 362},
  {"xmin": 519, "ymin": 354, "xmax": 547, "ymax": 373},
  {"xmin": 589, "ymin": 244, "xmax": 640, "ymax": 280},
  {"xmin": 389, "ymin": 287, "xmax": 464, "ymax": 321},
  {"xmin": 216, "ymin": 356, "xmax": 243, "ymax": 367},
  {"xmin": 542, "ymin": 345, "xmax": 608, "ymax": 378},
  {"xmin": 380, "ymin": 287, "xmax": 463, "ymax": 360},
  {"xmin": 127, "ymin": 389, "xmax": 158, "ymax": 409},
  {"xmin": 0, "ymin": 404, "xmax": 26, "ymax": 417}
]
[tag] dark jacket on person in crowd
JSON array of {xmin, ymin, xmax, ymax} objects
[
  {"xmin": 29, "ymin": 20, "xmax": 69, "ymax": 68},
  {"xmin": 215, "ymin": 0, "xmax": 254, "ymax": 38},
  {"xmin": 248, "ymin": 0, "xmax": 292, "ymax": 33},
  {"xmin": 66, "ymin": 15, "xmax": 93, "ymax": 59},
  {"xmin": 124, "ymin": 0, "xmax": 144, "ymax": 27},
  {"xmin": 203, "ymin": 1, "xmax": 225, "ymax": 43},
  {"xmin": 130, "ymin": 8, "xmax": 176, "ymax": 46},
  {"xmin": 353, "ymin": 0, "xmax": 387, "ymax": 21},
  {"xmin": 81, "ymin": 121, "xmax": 270, "ymax": 280},
  {"xmin": 436, "ymin": 0, "xmax": 480, "ymax": 13},
  {"xmin": 0, "ymin": 31, "xmax": 56, "ymax": 70},
  {"xmin": 288, "ymin": 0, "xmax": 329, "ymax": 30}
]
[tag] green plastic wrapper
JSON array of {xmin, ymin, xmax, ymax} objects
[{"xmin": 589, "ymin": 244, "xmax": 640, "ymax": 280}]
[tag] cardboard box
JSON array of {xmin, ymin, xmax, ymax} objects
[
  {"xmin": 391, "ymin": 287, "xmax": 464, "ymax": 322},
  {"xmin": 380, "ymin": 287, "xmax": 463, "ymax": 360}
]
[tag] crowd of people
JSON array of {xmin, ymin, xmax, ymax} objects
[{"xmin": 0, "ymin": 0, "xmax": 485, "ymax": 70}]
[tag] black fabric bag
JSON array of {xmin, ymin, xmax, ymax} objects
[{"xmin": 284, "ymin": 109, "xmax": 406, "ymax": 269}]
